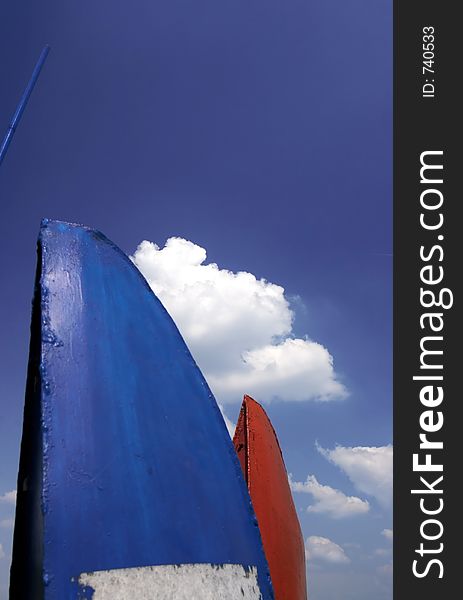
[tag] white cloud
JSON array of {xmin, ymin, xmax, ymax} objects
[
  {"xmin": 0, "ymin": 519, "xmax": 14, "ymax": 529},
  {"xmin": 208, "ymin": 339, "xmax": 346, "ymax": 403},
  {"xmin": 131, "ymin": 238, "xmax": 347, "ymax": 404},
  {"xmin": 374, "ymin": 548, "xmax": 391, "ymax": 557},
  {"xmin": 305, "ymin": 536, "xmax": 350, "ymax": 564},
  {"xmin": 381, "ymin": 529, "xmax": 393, "ymax": 542},
  {"xmin": 377, "ymin": 563, "xmax": 393, "ymax": 577},
  {"xmin": 0, "ymin": 544, "xmax": 5, "ymax": 560},
  {"xmin": 218, "ymin": 404, "xmax": 235, "ymax": 438},
  {"xmin": 289, "ymin": 474, "xmax": 369, "ymax": 518},
  {"xmin": 318, "ymin": 444, "xmax": 393, "ymax": 508},
  {"xmin": 0, "ymin": 490, "xmax": 16, "ymax": 505}
]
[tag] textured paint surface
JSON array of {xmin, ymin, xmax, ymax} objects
[
  {"xmin": 10, "ymin": 221, "xmax": 273, "ymax": 599},
  {"xmin": 77, "ymin": 563, "xmax": 261, "ymax": 599},
  {"xmin": 234, "ymin": 396, "xmax": 307, "ymax": 600}
]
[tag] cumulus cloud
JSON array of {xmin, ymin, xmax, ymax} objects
[
  {"xmin": 289, "ymin": 474, "xmax": 370, "ymax": 518},
  {"xmin": 381, "ymin": 529, "xmax": 393, "ymax": 542},
  {"xmin": 131, "ymin": 237, "xmax": 347, "ymax": 404},
  {"xmin": 0, "ymin": 490, "xmax": 16, "ymax": 505},
  {"xmin": 305, "ymin": 536, "xmax": 350, "ymax": 564},
  {"xmin": 377, "ymin": 563, "xmax": 393, "ymax": 577},
  {"xmin": 374, "ymin": 548, "xmax": 391, "ymax": 557},
  {"xmin": 218, "ymin": 404, "xmax": 236, "ymax": 438},
  {"xmin": 0, "ymin": 544, "xmax": 5, "ymax": 560},
  {"xmin": 318, "ymin": 444, "xmax": 393, "ymax": 508},
  {"xmin": 0, "ymin": 519, "xmax": 14, "ymax": 529}
]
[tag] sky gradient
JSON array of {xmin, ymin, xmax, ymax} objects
[{"xmin": 0, "ymin": 1, "xmax": 391, "ymax": 598}]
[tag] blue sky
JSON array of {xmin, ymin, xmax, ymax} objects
[{"xmin": 0, "ymin": 1, "xmax": 391, "ymax": 598}]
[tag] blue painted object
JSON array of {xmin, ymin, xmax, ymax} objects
[
  {"xmin": 0, "ymin": 46, "xmax": 50, "ymax": 167},
  {"xmin": 10, "ymin": 220, "xmax": 273, "ymax": 599}
]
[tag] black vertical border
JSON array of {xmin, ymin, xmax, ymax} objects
[{"xmin": 394, "ymin": 2, "xmax": 459, "ymax": 597}]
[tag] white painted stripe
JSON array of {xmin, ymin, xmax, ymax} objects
[{"xmin": 77, "ymin": 563, "xmax": 262, "ymax": 599}]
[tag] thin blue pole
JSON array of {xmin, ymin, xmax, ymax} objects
[{"xmin": 0, "ymin": 45, "xmax": 50, "ymax": 167}]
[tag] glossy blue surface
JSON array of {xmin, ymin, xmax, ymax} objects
[
  {"xmin": 0, "ymin": 46, "xmax": 50, "ymax": 166},
  {"xmin": 11, "ymin": 220, "xmax": 273, "ymax": 599}
]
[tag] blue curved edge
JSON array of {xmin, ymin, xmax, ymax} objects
[{"xmin": 10, "ymin": 219, "xmax": 273, "ymax": 599}]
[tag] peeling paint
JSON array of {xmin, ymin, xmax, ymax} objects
[
  {"xmin": 77, "ymin": 563, "xmax": 262, "ymax": 599},
  {"xmin": 234, "ymin": 396, "xmax": 307, "ymax": 599},
  {"xmin": 10, "ymin": 221, "xmax": 273, "ymax": 599}
]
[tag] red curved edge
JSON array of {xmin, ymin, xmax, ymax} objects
[{"xmin": 233, "ymin": 395, "xmax": 308, "ymax": 600}]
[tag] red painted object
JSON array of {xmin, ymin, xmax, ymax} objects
[{"xmin": 233, "ymin": 395, "xmax": 308, "ymax": 600}]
